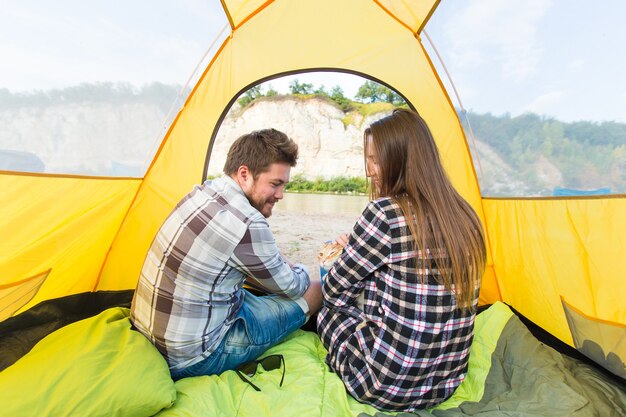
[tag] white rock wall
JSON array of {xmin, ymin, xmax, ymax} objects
[
  {"xmin": 0, "ymin": 102, "xmax": 166, "ymax": 176},
  {"xmin": 208, "ymin": 97, "xmax": 385, "ymax": 179}
]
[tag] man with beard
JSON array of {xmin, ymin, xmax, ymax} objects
[{"xmin": 131, "ymin": 129, "xmax": 322, "ymax": 381}]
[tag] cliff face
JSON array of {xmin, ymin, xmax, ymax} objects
[
  {"xmin": 0, "ymin": 102, "xmax": 167, "ymax": 176},
  {"xmin": 209, "ymin": 96, "xmax": 389, "ymax": 179}
]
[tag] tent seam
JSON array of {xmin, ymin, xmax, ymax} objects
[
  {"xmin": 0, "ymin": 170, "xmax": 141, "ymax": 181},
  {"xmin": 93, "ymin": 31, "xmax": 235, "ymax": 290},
  {"xmin": 417, "ymin": 0, "xmax": 441, "ymax": 34},
  {"xmin": 416, "ymin": 27, "xmax": 502, "ymax": 301},
  {"xmin": 233, "ymin": 0, "xmax": 275, "ymax": 31},
  {"xmin": 372, "ymin": 0, "xmax": 414, "ymax": 34}
]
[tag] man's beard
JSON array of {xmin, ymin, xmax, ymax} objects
[{"xmin": 249, "ymin": 195, "xmax": 275, "ymax": 218}]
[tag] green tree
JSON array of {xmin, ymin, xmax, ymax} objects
[
  {"xmin": 385, "ymin": 89, "xmax": 406, "ymax": 106},
  {"xmin": 289, "ymin": 79, "xmax": 314, "ymax": 95},
  {"xmin": 237, "ymin": 85, "xmax": 262, "ymax": 107},
  {"xmin": 355, "ymin": 80, "xmax": 405, "ymax": 106},
  {"xmin": 355, "ymin": 80, "xmax": 380, "ymax": 103},
  {"xmin": 329, "ymin": 86, "xmax": 352, "ymax": 112},
  {"xmin": 265, "ymin": 86, "xmax": 278, "ymax": 97},
  {"xmin": 314, "ymin": 85, "xmax": 328, "ymax": 95}
]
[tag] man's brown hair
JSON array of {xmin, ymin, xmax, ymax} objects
[{"xmin": 223, "ymin": 129, "xmax": 299, "ymax": 178}]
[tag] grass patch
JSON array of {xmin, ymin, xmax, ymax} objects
[
  {"xmin": 352, "ymin": 101, "xmax": 395, "ymax": 118},
  {"xmin": 286, "ymin": 174, "xmax": 369, "ymax": 194},
  {"xmin": 342, "ymin": 102, "xmax": 398, "ymax": 127}
]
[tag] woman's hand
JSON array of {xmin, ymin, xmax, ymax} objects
[{"xmin": 335, "ymin": 233, "xmax": 350, "ymax": 248}]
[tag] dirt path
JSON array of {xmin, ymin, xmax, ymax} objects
[{"xmin": 267, "ymin": 209, "xmax": 359, "ymax": 280}]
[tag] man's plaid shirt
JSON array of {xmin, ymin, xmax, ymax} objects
[
  {"xmin": 317, "ymin": 197, "xmax": 478, "ymax": 411},
  {"xmin": 131, "ymin": 176, "xmax": 310, "ymax": 372}
]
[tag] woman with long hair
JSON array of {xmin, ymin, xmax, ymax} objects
[{"xmin": 316, "ymin": 108, "xmax": 486, "ymax": 411}]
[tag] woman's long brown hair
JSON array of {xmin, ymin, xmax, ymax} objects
[{"xmin": 365, "ymin": 109, "xmax": 486, "ymax": 310}]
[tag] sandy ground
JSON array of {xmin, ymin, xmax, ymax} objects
[{"xmin": 267, "ymin": 209, "xmax": 359, "ymax": 281}]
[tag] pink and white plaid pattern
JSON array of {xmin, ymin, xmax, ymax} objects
[{"xmin": 317, "ymin": 197, "xmax": 479, "ymax": 411}]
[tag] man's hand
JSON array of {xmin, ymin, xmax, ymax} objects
[{"xmin": 303, "ymin": 279, "xmax": 323, "ymax": 314}]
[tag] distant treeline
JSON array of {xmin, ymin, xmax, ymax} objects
[
  {"xmin": 0, "ymin": 82, "xmax": 184, "ymax": 113},
  {"xmin": 237, "ymin": 79, "xmax": 406, "ymax": 112},
  {"xmin": 461, "ymin": 111, "xmax": 626, "ymax": 194}
]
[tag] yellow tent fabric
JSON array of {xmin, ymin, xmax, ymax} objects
[
  {"xmin": 98, "ymin": 0, "xmax": 492, "ymax": 293},
  {"xmin": 0, "ymin": 0, "xmax": 623, "ymax": 373},
  {"xmin": 483, "ymin": 196, "xmax": 626, "ymax": 345},
  {"xmin": 0, "ymin": 172, "xmax": 140, "ymax": 312}
]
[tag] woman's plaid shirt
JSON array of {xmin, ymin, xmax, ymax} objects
[{"xmin": 317, "ymin": 198, "xmax": 479, "ymax": 411}]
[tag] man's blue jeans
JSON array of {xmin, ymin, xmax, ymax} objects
[{"xmin": 170, "ymin": 290, "xmax": 306, "ymax": 380}]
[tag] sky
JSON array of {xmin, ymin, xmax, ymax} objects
[
  {"xmin": 1, "ymin": 0, "xmax": 625, "ymax": 123},
  {"xmin": 426, "ymin": 0, "xmax": 626, "ymax": 123}
]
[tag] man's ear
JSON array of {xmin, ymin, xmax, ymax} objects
[{"xmin": 235, "ymin": 165, "xmax": 251, "ymax": 187}]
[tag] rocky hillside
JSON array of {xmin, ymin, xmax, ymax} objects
[
  {"xmin": 208, "ymin": 96, "xmax": 389, "ymax": 179},
  {"xmin": 0, "ymin": 102, "xmax": 168, "ymax": 176},
  {"xmin": 0, "ymin": 93, "xmax": 561, "ymax": 195}
]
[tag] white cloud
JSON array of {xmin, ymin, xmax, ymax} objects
[
  {"xmin": 444, "ymin": 0, "xmax": 552, "ymax": 82},
  {"xmin": 568, "ymin": 59, "xmax": 585, "ymax": 72},
  {"xmin": 521, "ymin": 90, "xmax": 626, "ymax": 123},
  {"xmin": 523, "ymin": 90, "xmax": 566, "ymax": 116}
]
